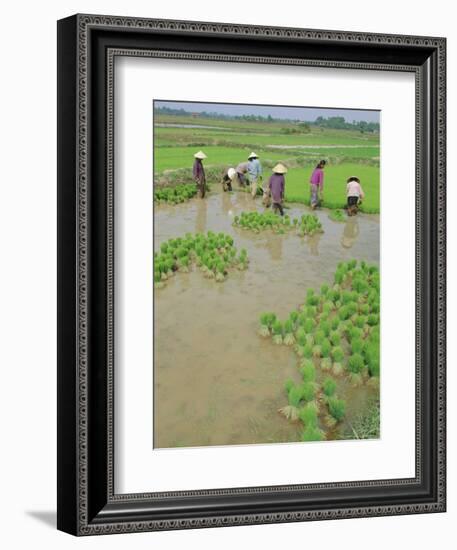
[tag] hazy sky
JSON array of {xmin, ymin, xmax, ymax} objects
[{"xmin": 155, "ymin": 100, "xmax": 380, "ymax": 123}]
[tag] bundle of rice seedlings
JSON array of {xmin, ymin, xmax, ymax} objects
[
  {"xmin": 284, "ymin": 378, "xmax": 295, "ymax": 394},
  {"xmin": 300, "ymin": 361, "xmax": 316, "ymax": 383},
  {"xmin": 322, "ymin": 377, "xmax": 337, "ymax": 397},
  {"xmin": 283, "ymin": 319, "xmax": 296, "ymax": 346},
  {"xmin": 258, "ymin": 313, "xmax": 271, "ymax": 337},
  {"xmin": 301, "ymin": 382, "xmax": 316, "ymax": 402},
  {"xmin": 320, "ymin": 284, "xmax": 329, "ymax": 297},
  {"xmin": 302, "ymin": 344, "xmax": 313, "ymax": 359},
  {"xmin": 299, "ymin": 402, "xmax": 319, "ymax": 428},
  {"xmin": 329, "ymin": 330, "xmax": 341, "ymax": 346},
  {"xmin": 321, "ymin": 339, "xmax": 332, "ymax": 358},
  {"xmin": 314, "ymin": 330, "xmax": 326, "ymax": 345},
  {"xmin": 278, "ymin": 405, "xmax": 300, "ymax": 422},
  {"xmin": 295, "ymin": 327, "xmax": 307, "ymax": 347},
  {"xmin": 319, "ymin": 319, "xmax": 331, "ymax": 336},
  {"xmin": 301, "ymin": 425, "xmax": 324, "ymax": 442},
  {"xmin": 331, "ymin": 346, "xmax": 344, "ymax": 363},
  {"xmin": 367, "ymin": 313, "xmax": 379, "ymax": 326},
  {"xmin": 272, "ymin": 320, "xmax": 283, "ymax": 345},
  {"xmin": 322, "ymin": 301, "xmax": 334, "ymax": 316},
  {"xmin": 351, "ymin": 338, "xmax": 364, "ymax": 354},
  {"xmin": 328, "ymin": 396, "xmax": 346, "ymax": 421},
  {"xmin": 347, "ymin": 353, "xmax": 365, "ymax": 374},
  {"xmin": 303, "ymin": 318, "xmax": 315, "ymax": 334},
  {"xmin": 332, "ymin": 362, "xmax": 344, "ymax": 376}
]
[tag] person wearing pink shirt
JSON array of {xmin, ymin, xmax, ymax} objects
[
  {"xmin": 346, "ymin": 176, "xmax": 365, "ymax": 216},
  {"xmin": 309, "ymin": 160, "xmax": 326, "ymax": 209}
]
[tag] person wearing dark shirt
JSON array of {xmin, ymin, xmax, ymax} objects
[
  {"xmin": 269, "ymin": 163, "xmax": 287, "ymax": 216},
  {"xmin": 193, "ymin": 150, "xmax": 207, "ymax": 198}
]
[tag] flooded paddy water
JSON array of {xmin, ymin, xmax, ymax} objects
[{"xmin": 154, "ymin": 190, "xmax": 380, "ymax": 448}]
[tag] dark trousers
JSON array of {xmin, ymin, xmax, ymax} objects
[
  {"xmin": 347, "ymin": 195, "xmax": 358, "ymax": 215},
  {"xmin": 272, "ymin": 202, "xmax": 284, "ymax": 216}
]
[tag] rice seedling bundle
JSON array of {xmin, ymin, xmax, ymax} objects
[
  {"xmin": 300, "ymin": 360, "xmax": 316, "ymax": 382},
  {"xmin": 347, "ymin": 353, "xmax": 365, "ymax": 374},
  {"xmin": 232, "ymin": 210, "xmax": 300, "ymax": 233},
  {"xmin": 301, "ymin": 425, "xmax": 324, "ymax": 442},
  {"xmin": 322, "ymin": 377, "xmax": 337, "ymax": 397},
  {"xmin": 154, "ymin": 231, "xmax": 248, "ymax": 288},
  {"xmin": 328, "ymin": 396, "xmax": 346, "ymax": 421},
  {"xmin": 329, "ymin": 209, "xmax": 346, "ymax": 223},
  {"xmin": 299, "ymin": 402, "xmax": 319, "ymax": 428},
  {"xmin": 297, "ymin": 214, "xmax": 324, "ymax": 237},
  {"xmin": 154, "ymin": 183, "xmax": 197, "ymax": 204}
]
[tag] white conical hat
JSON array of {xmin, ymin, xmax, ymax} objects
[
  {"xmin": 194, "ymin": 150, "xmax": 207, "ymax": 159},
  {"xmin": 227, "ymin": 168, "xmax": 236, "ymax": 180},
  {"xmin": 248, "ymin": 151, "xmax": 258, "ymax": 159},
  {"xmin": 272, "ymin": 163, "xmax": 288, "ymax": 174}
]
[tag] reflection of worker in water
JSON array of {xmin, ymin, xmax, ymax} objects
[
  {"xmin": 195, "ymin": 194, "xmax": 207, "ymax": 233},
  {"xmin": 306, "ymin": 233, "xmax": 322, "ymax": 256},
  {"xmin": 341, "ymin": 217, "xmax": 360, "ymax": 248},
  {"xmin": 221, "ymin": 188, "xmax": 233, "ymax": 215},
  {"xmin": 267, "ymin": 235, "xmax": 283, "ymax": 261}
]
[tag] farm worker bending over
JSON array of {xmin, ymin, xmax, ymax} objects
[
  {"xmin": 346, "ymin": 176, "xmax": 365, "ymax": 216},
  {"xmin": 269, "ymin": 163, "xmax": 287, "ymax": 216},
  {"xmin": 193, "ymin": 151, "xmax": 207, "ymax": 198},
  {"xmin": 235, "ymin": 161, "xmax": 249, "ymax": 187},
  {"xmin": 247, "ymin": 152, "xmax": 262, "ymax": 198},
  {"xmin": 221, "ymin": 167, "xmax": 237, "ymax": 192},
  {"xmin": 309, "ymin": 159, "xmax": 326, "ymax": 209}
]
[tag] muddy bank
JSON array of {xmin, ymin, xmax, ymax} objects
[{"xmin": 154, "ymin": 190, "xmax": 380, "ymax": 448}]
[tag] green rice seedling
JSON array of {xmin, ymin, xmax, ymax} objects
[
  {"xmin": 283, "ymin": 320, "xmax": 296, "ymax": 346},
  {"xmin": 305, "ymin": 334, "xmax": 314, "ymax": 347},
  {"xmin": 284, "ymin": 378, "xmax": 295, "ymax": 394},
  {"xmin": 328, "ymin": 396, "xmax": 346, "ymax": 421},
  {"xmin": 266, "ymin": 313, "xmax": 277, "ymax": 328},
  {"xmin": 322, "ymin": 377, "xmax": 337, "ymax": 397},
  {"xmin": 360, "ymin": 303, "xmax": 370, "ymax": 315},
  {"xmin": 367, "ymin": 313, "xmax": 379, "ymax": 326},
  {"xmin": 354, "ymin": 315, "xmax": 366, "ymax": 328},
  {"xmin": 346, "ymin": 326, "xmax": 363, "ymax": 342},
  {"xmin": 289, "ymin": 310, "xmax": 299, "ymax": 326},
  {"xmin": 312, "ymin": 345, "xmax": 322, "ymax": 358},
  {"xmin": 347, "ymin": 303, "xmax": 358, "ymax": 317},
  {"xmin": 348, "ymin": 259, "xmax": 357, "ymax": 270},
  {"xmin": 338, "ymin": 305, "xmax": 350, "ymax": 321},
  {"xmin": 305, "ymin": 305, "xmax": 318, "ymax": 318},
  {"xmin": 303, "ymin": 318, "xmax": 315, "ymax": 334},
  {"xmin": 329, "ymin": 209, "xmax": 346, "ymax": 223},
  {"xmin": 301, "ymin": 425, "xmax": 324, "ymax": 442},
  {"xmin": 351, "ymin": 338, "xmax": 364, "ymax": 354},
  {"xmin": 299, "ymin": 402, "xmax": 319, "ymax": 427},
  {"xmin": 321, "ymin": 339, "xmax": 332, "ymax": 358},
  {"xmin": 300, "ymin": 361, "xmax": 316, "ymax": 383},
  {"xmin": 334, "ymin": 269, "xmax": 345, "ymax": 285},
  {"xmin": 331, "ymin": 346, "xmax": 344, "ymax": 363},
  {"xmin": 329, "ymin": 330, "xmax": 341, "ymax": 346},
  {"xmin": 322, "ymin": 301, "xmax": 334, "ymax": 316},
  {"xmin": 341, "ymin": 290, "xmax": 353, "ymax": 305},
  {"xmin": 295, "ymin": 327, "xmax": 307, "ymax": 347},
  {"xmin": 320, "ymin": 284, "xmax": 329, "ymax": 297},
  {"xmin": 301, "ymin": 382, "xmax": 316, "ymax": 402},
  {"xmin": 314, "ymin": 330, "xmax": 326, "ymax": 345},
  {"xmin": 319, "ymin": 321, "xmax": 331, "ymax": 338},
  {"xmin": 302, "ymin": 344, "xmax": 313, "ymax": 359},
  {"xmin": 306, "ymin": 294, "xmax": 319, "ymax": 307},
  {"xmin": 347, "ymin": 353, "xmax": 365, "ymax": 374},
  {"xmin": 320, "ymin": 357, "xmax": 332, "ymax": 371},
  {"xmin": 330, "ymin": 317, "xmax": 340, "ymax": 331},
  {"xmin": 272, "ymin": 320, "xmax": 283, "ymax": 345},
  {"xmin": 258, "ymin": 313, "xmax": 271, "ymax": 337},
  {"xmin": 288, "ymin": 384, "xmax": 304, "ymax": 407}
]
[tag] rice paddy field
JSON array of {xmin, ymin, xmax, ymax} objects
[{"xmin": 153, "ymin": 112, "xmax": 380, "ymax": 448}]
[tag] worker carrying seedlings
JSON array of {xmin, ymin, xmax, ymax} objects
[
  {"xmin": 346, "ymin": 176, "xmax": 365, "ymax": 216},
  {"xmin": 220, "ymin": 167, "xmax": 237, "ymax": 192},
  {"xmin": 269, "ymin": 163, "xmax": 287, "ymax": 216},
  {"xmin": 193, "ymin": 150, "xmax": 207, "ymax": 198},
  {"xmin": 309, "ymin": 159, "xmax": 326, "ymax": 209},
  {"xmin": 247, "ymin": 151, "xmax": 262, "ymax": 198},
  {"xmin": 235, "ymin": 161, "xmax": 250, "ymax": 187}
]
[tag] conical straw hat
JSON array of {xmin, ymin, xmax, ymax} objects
[
  {"xmin": 272, "ymin": 163, "xmax": 288, "ymax": 174},
  {"xmin": 227, "ymin": 167, "xmax": 236, "ymax": 180},
  {"xmin": 194, "ymin": 150, "xmax": 207, "ymax": 159},
  {"xmin": 248, "ymin": 151, "xmax": 258, "ymax": 159}
]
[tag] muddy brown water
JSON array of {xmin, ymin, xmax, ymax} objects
[{"xmin": 154, "ymin": 190, "xmax": 380, "ymax": 448}]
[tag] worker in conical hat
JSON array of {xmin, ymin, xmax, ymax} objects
[
  {"xmin": 268, "ymin": 164, "xmax": 288, "ymax": 216},
  {"xmin": 192, "ymin": 151, "xmax": 207, "ymax": 198},
  {"xmin": 247, "ymin": 152, "xmax": 262, "ymax": 199},
  {"xmin": 220, "ymin": 167, "xmax": 237, "ymax": 192}
]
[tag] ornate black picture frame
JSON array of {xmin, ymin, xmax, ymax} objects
[{"xmin": 57, "ymin": 14, "xmax": 446, "ymax": 535}]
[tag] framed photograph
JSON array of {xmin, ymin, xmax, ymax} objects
[{"xmin": 57, "ymin": 14, "xmax": 446, "ymax": 535}]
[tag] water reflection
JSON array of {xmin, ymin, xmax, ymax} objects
[
  {"xmin": 341, "ymin": 217, "xmax": 360, "ymax": 249},
  {"xmin": 195, "ymin": 197, "xmax": 207, "ymax": 233}
]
